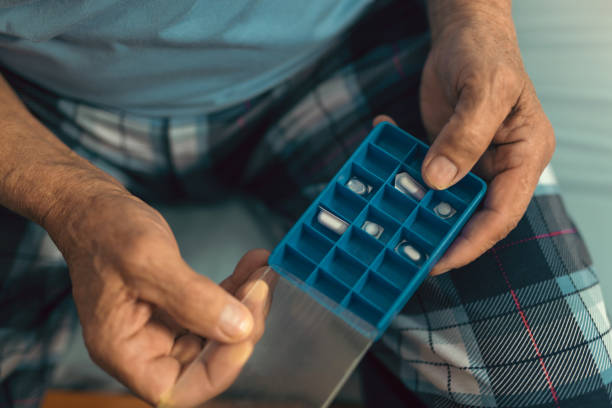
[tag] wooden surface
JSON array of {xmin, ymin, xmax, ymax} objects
[
  {"xmin": 42, "ymin": 391, "xmax": 361, "ymax": 408},
  {"xmin": 43, "ymin": 391, "xmax": 151, "ymax": 408}
]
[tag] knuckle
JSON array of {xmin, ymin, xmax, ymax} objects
[
  {"xmin": 447, "ymin": 121, "xmax": 486, "ymax": 160},
  {"xmin": 491, "ymin": 64, "xmax": 523, "ymax": 99},
  {"xmin": 461, "ymin": 130, "xmax": 487, "ymax": 157},
  {"xmin": 120, "ymin": 234, "xmax": 155, "ymax": 267},
  {"xmin": 116, "ymin": 233, "xmax": 176, "ymax": 274},
  {"xmin": 493, "ymin": 63, "xmax": 522, "ymax": 87}
]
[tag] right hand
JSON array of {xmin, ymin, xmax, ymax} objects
[{"xmin": 50, "ymin": 190, "xmax": 272, "ymax": 405}]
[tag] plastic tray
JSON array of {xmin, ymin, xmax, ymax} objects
[{"xmin": 268, "ymin": 123, "xmax": 486, "ymax": 338}]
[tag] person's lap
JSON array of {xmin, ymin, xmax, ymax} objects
[{"xmin": 1, "ymin": 1, "xmax": 611, "ymax": 407}]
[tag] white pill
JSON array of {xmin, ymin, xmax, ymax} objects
[
  {"xmin": 402, "ymin": 244, "xmax": 422, "ymax": 262},
  {"xmin": 317, "ymin": 207, "xmax": 348, "ymax": 235},
  {"xmin": 346, "ymin": 177, "xmax": 372, "ymax": 196},
  {"xmin": 434, "ymin": 201, "xmax": 456, "ymax": 219},
  {"xmin": 395, "ymin": 240, "xmax": 427, "ymax": 264},
  {"xmin": 362, "ymin": 221, "xmax": 384, "ymax": 239},
  {"xmin": 394, "ymin": 172, "xmax": 426, "ymax": 200}
]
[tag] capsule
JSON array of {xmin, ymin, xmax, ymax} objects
[
  {"xmin": 346, "ymin": 177, "xmax": 372, "ymax": 197},
  {"xmin": 394, "ymin": 172, "xmax": 426, "ymax": 201},
  {"xmin": 395, "ymin": 240, "xmax": 428, "ymax": 265},
  {"xmin": 434, "ymin": 201, "xmax": 456, "ymax": 219},
  {"xmin": 317, "ymin": 207, "xmax": 349, "ymax": 235},
  {"xmin": 362, "ymin": 221, "xmax": 384, "ymax": 239}
]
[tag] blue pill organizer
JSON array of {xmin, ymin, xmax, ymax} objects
[{"xmin": 268, "ymin": 123, "xmax": 486, "ymax": 339}]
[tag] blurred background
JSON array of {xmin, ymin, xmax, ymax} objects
[{"xmin": 514, "ymin": 0, "xmax": 612, "ymax": 316}]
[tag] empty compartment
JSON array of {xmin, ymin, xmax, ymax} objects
[
  {"xmin": 409, "ymin": 207, "xmax": 452, "ymax": 245},
  {"xmin": 321, "ymin": 247, "xmax": 367, "ymax": 287},
  {"xmin": 311, "ymin": 269, "xmax": 350, "ymax": 305},
  {"xmin": 320, "ymin": 183, "xmax": 367, "ymax": 222},
  {"xmin": 372, "ymin": 123, "xmax": 417, "ymax": 160},
  {"xmin": 354, "ymin": 205, "xmax": 400, "ymax": 244},
  {"xmin": 392, "ymin": 228, "xmax": 435, "ymax": 267},
  {"xmin": 336, "ymin": 162, "xmax": 383, "ymax": 199},
  {"xmin": 449, "ymin": 174, "xmax": 487, "ymax": 203},
  {"xmin": 354, "ymin": 143, "xmax": 399, "ymax": 180},
  {"xmin": 338, "ymin": 226, "xmax": 384, "ymax": 265},
  {"xmin": 274, "ymin": 245, "xmax": 316, "ymax": 282},
  {"xmin": 404, "ymin": 143, "xmax": 428, "ymax": 173},
  {"xmin": 346, "ymin": 293, "xmax": 384, "ymax": 327},
  {"xmin": 359, "ymin": 271, "xmax": 401, "ymax": 311},
  {"xmin": 372, "ymin": 184, "xmax": 417, "ymax": 223},
  {"xmin": 374, "ymin": 249, "xmax": 418, "ymax": 289},
  {"xmin": 287, "ymin": 224, "xmax": 334, "ymax": 263},
  {"xmin": 424, "ymin": 190, "xmax": 467, "ymax": 223},
  {"xmin": 309, "ymin": 205, "xmax": 349, "ymax": 241}
]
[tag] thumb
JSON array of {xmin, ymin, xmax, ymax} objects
[
  {"xmin": 159, "ymin": 265, "xmax": 254, "ymax": 343},
  {"xmin": 422, "ymin": 83, "xmax": 510, "ymax": 189}
]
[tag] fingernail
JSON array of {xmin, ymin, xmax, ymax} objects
[
  {"xmin": 248, "ymin": 280, "xmax": 269, "ymax": 304},
  {"xmin": 219, "ymin": 302, "xmax": 253, "ymax": 338},
  {"xmin": 426, "ymin": 155, "xmax": 457, "ymax": 189}
]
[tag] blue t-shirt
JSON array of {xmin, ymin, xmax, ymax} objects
[{"xmin": 0, "ymin": 1, "xmax": 372, "ymax": 116}]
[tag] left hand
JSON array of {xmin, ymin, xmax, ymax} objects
[{"xmin": 375, "ymin": 4, "xmax": 555, "ymax": 275}]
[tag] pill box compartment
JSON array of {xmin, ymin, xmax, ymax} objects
[
  {"xmin": 373, "ymin": 249, "xmax": 419, "ymax": 289},
  {"xmin": 395, "ymin": 163, "xmax": 429, "ymax": 198},
  {"xmin": 307, "ymin": 205, "xmax": 347, "ymax": 241},
  {"xmin": 275, "ymin": 245, "xmax": 317, "ymax": 282},
  {"xmin": 353, "ymin": 143, "xmax": 399, "ymax": 180},
  {"xmin": 354, "ymin": 206, "xmax": 400, "ymax": 244},
  {"xmin": 338, "ymin": 226, "xmax": 385, "ymax": 266},
  {"xmin": 371, "ymin": 123, "xmax": 417, "ymax": 160},
  {"xmin": 286, "ymin": 224, "xmax": 334, "ymax": 263},
  {"xmin": 358, "ymin": 271, "xmax": 401, "ymax": 311},
  {"xmin": 336, "ymin": 162, "xmax": 383, "ymax": 200},
  {"xmin": 423, "ymin": 189, "xmax": 467, "ymax": 224},
  {"xmin": 345, "ymin": 293, "xmax": 384, "ymax": 327},
  {"xmin": 310, "ymin": 269, "xmax": 350, "ymax": 305},
  {"xmin": 408, "ymin": 207, "xmax": 452, "ymax": 246},
  {"xmin": 404, "ymin": 144, "xmax": 428, "ymax": 174},
  {"xmin": 392, "ymin": 228, "xmax": 435, "ymax": 267},
  {"xmin": 320, "ymin": 183, "xmax": 367, "ymax": 222},
  {"xmin": 449, "ymin": 174, "xmax": 485, "ymax": 203},
  {"xmin": 320, "ymin": 247, "xmax": 367, "ymax": 287},
  {"xmin": 372, "ymin": 184, "xmax": 417, "ymax": 223}
]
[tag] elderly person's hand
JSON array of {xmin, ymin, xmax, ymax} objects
[
  {"xmin": 0, "ymin": 72, "xmax": 274, "ymax": 405},
  {"xmin": 376, "ymin": 0, "xmax": 555, "ymax": 275},
  {"xmin": 53, "ymin": 191, "xmax": 272, "ymax": 405}
]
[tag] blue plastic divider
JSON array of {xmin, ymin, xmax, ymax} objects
[{"xmin": 268, "ymin": 123, "xmax": 486, "ymax": 338}]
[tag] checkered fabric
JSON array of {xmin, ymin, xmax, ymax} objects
[
  {"xmin": 1, "ymin": 1, "xmax": 611, "ymax": 407},
  {"xmin": 371, "ymin": 189, "xmax": 612, "ymax": 407}
]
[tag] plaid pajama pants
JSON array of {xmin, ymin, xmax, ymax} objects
[{"xmin": 1, "ymin": 1, "xmax": 611, "ymax": 407}]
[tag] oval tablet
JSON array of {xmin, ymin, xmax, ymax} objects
[
  {"xmin": 394, "ymin": 172, "xmax": 426, "ymax": 201},
  {"xmin": 402, "ymin": 244, "xmax": 422, "ymax": 262},
  {"xmin": 346, "ymin": 177, "xmax": 372, "ymax": 196},
  {"xmin": 317, "ymin": 208, "xmax": 349, "ymax": 235}
]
